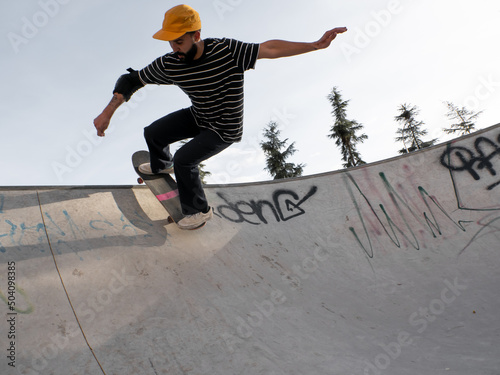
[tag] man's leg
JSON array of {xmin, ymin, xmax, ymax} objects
[
  {"xmin": 143, "ymin": 108, "xmax": 199, "ymax": 172},
  {"xmin": 174, "ymin": 130, "xmax": 232, "ymax": 215}
]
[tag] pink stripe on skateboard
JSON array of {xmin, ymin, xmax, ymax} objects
[{"xmin": 156, "ymin": 189, "xmax": 179, "ymax": 202}]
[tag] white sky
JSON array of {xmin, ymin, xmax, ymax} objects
[{"xmin": 1, "ymin": 0, "xmax": 500, "ymax": 186}]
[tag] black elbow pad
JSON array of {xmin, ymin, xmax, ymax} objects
[{"xmin": 113, "ymin": 68, "xmax": 144, "ymax": 102}]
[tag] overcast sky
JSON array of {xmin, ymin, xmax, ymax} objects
[{"xmin": 2, "ymin": 0, "xmax": 500, "ymax": 186}]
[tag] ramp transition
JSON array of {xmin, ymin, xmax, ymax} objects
[{"xmin": 1, "ymin": 124, "xmax": 499, "ymax": 374}]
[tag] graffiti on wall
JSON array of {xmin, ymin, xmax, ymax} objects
[
  {"xmin": 215, "ymin": 186, "xmax": 318, "ymax": 225},
  {"xmin": 0, "ymin": 200, "xmax": 164, "ymax": 257},
  {"xmin": 439, "ymin": 132, "xmax": 500, "ymax": 211},
  {"xmin": 344, "ymin": 172, "xmax": 470, "ymax": 258},
  {"xmin": 440, "ymin": 132, "xmax": 500, "ymax": 191},
  {"xmin": 346, "ymin": 130, "xmax": 500, "ymax": 257}
]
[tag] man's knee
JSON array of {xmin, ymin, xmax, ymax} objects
[
  {"xmin": 143, "ymin": 123, "xmax": 156, "ymax": 141},
  {"xmin": 173, "ymin": 150, "xmax": 196, "ymax": 168}
]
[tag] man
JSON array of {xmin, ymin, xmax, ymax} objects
[{"xmin": 94, "ymin": 4, "xmax": 347, "ymax": 230}]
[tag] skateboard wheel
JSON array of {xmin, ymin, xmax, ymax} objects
[
  {"xmin": 167, "ymin": 216, "xmax": 175, "ymax": 224},
  {"xmin": 137, "ymin": 177, "xmax": 144, "ymax": 184}
]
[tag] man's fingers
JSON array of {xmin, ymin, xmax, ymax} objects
[
  {"xmin": 330, "ymin": 27, "xmax": 347, "ymax": 37},
  {"xmin": 322, "ymin": 27, "xmax": 347, "ymax": 43}
]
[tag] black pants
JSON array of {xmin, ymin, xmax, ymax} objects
[{"xmin": 144, "ymin": 108, "xmax": 232, "ymax": 215}]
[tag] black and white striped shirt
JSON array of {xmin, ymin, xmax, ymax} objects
[{"xmin": 138, "ymin": 38, "xmax": 260, "ymax": 143}]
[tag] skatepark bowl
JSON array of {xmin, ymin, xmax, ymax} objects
[{"xmin": 1, "ymin": 124, "xmax": 499, "ymax": 375}]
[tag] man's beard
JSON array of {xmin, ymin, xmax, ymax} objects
[{"xmin": 177, "ymin": 44, "xmax": 198, "ymax": 63}]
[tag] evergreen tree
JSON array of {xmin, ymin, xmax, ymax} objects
[
  {"xmin": 443, "ymin": 101, "xmax": 482, "ymax": 136},
  {"xmin": 327, "ymin": 87, "xmax": 367, "ymax": 168},
  {"xmin": 395, "ymin": 103, "xmax": 437, "ymax": 154},
  {"xmin": 260, "ymin": 121, "xmax": 304, "ymax": 179},
  {"xmin": 198, "ymin": 162, "xmax": 211, "ymax": 184}
]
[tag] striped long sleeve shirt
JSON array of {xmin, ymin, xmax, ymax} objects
[{"xmin": 138, "ymin": 38, "xmax": 260, "ymax": 143}]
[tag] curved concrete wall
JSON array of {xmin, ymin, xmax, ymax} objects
[{"xmin": 0, "ymin": 124, "xmax": 499, "ymax": 374}]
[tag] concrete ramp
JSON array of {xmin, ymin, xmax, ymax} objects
[{"xmin": 1, "ymin": 124, "xmax": 499, "ymax": 375}]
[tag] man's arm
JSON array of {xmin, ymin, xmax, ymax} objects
[
  {"xmin": 258, "ymin": 27, "xmax": 347, "ymax": 59},
  {"xmin": 93, "ymin": 93, "xmax": 125, "ymax": 137},
  {"xmin": 93, "ymin": 68, "xmax": 144, "ymax": 137}
]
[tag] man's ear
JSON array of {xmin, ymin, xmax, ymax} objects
[{"xmin": 193, "ymin": 30, "xmax": 201, "ymax": 42}]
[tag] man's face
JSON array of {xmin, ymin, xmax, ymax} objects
[{"xmin": 170, "ymin": 33, "xmax": 199, "ymax": 63}]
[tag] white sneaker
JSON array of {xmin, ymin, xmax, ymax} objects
[
  {"xmin": 138, "ymin": 163, "xmax": 174, "ymax": 175},
  {"xmin": 177, "ymin": 208, "xmax": 213, "ymax": 230}
]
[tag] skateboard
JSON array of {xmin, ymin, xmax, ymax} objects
[{"xmin": 132, "ymin": 150, "xmax": 206, "ymax": 229}]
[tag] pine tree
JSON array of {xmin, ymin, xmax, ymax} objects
[
  {"xmin": 198, "ymin": 162, "xmax": 211, "ymax": 184},
  {"xmin": 443, "ymin": 101, "xmax": 482, "ymax": 136},
  {"xmin": 395, "ymin": 103, "xmax": 437, "ymax": 154},
  {"xmin": 260, "ymin": 121, "xmax": 304, "ymax": 179},
  {"xmin": 327, "ymin": 87, "xmax": 367, "ymax": 168}
]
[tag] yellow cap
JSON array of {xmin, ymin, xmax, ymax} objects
[{"xmin": 153, "ymin": 5, "xmax": 201, "ymax": 41}]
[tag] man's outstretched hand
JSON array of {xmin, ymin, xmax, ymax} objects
[
  {"xmin": 257, "ymin": 26, "xmax": 347, "ymax": 59},
  {"xmin": 313, "ymin": 27, "xmax": 348, "ymax": 50}
]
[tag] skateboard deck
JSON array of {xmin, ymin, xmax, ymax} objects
[{"xmin": 132, "ymin": 150, "xmax": 184, "ymax": 224}]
